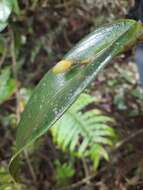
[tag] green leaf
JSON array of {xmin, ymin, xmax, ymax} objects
[
  {"xmin": 54, "ymin": 160, "xmax": 75, "ymax": 186},
  {"xmin": 11, "ymin": 0, "xmax": 20, "ymax": 15},
  {"xmin": 0, "ymin": 166, "xmax": 23, "ymax": 189},
  {"xmin": 89, "ymin": 144, "xmax": 109, "ymax": 169},
  {"xmin": 0, "ymin": 0, "xmax": 13, "ymax": 31},
  {"xmin": 0, "ymin": 0, "xmax": 19, "ymax": 32},
  {"xmin": 0, "ymin": 0, "xmax": 12, "ymax": 22},
  {"xmin": 0, "ymin": 67, "xmax": 16, "ymax": 104},
  {"xmin": 9, "ymin": 19, "xmax": 143, "ymax": 182},
  {"xmin": 0, "ymin": 21, "xmax": 7, "ymax": 32}
]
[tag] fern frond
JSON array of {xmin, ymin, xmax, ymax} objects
[
  {"xmin": 51, "ymin": 93, "xmax": 116, "ymax": 169},
  {"xmin": 70, "ymin": 93, "xmax": 95, "ymax": 112}
]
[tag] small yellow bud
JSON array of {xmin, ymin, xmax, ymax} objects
[{"xmin": 52, "ymin": 60, "xmax": 73, "ymax": 74}]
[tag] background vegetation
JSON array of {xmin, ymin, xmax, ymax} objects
[{"xmin": 1, "ymin": 0, "xmax": 143, "ymax": 189}]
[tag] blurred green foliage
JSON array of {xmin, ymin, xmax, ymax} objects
[
  {"xmin": 0, "ymin": 165, "xmax": 22, "ymax": 190},
  {"xmin": 54, "ymin": 160, "xmax": 75, "ymax": 186},
  {"xmin": 0, "ymin": 0, "xmax": 19, "ymax": 32},
  {"xmin": 0, "ymin": 67, "xmax": 16, "ymax": 104}
]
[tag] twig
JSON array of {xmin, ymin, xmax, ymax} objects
[
  {"xmin": 81, "ymin": 157, "xmax": 90, "ymax": 178},
  {"xmin": 58, "ymin": 174, "xmax": 95, "ymax": 190},
  {"xmin": 0, "ymin": 46, "xmax": 7, "ymax": 68},
  {"xmin": 10, "ymin": 30, "xmax": 20, "ymax": 123},
  {"xmin": 114, "ymin": 128, "xmax": 143, "ymax": 151},
  {"xmin": 24, "ymin": 150, "xmax": 37, "ymax": 182}
]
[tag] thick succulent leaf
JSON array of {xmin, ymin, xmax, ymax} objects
[{"xmin": 9, "ymin": 19, "xmax": 143, "ymax": 181}]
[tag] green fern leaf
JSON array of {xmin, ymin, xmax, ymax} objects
[{"xmin": 51, "ymin": 93, "xmax": 116, "ymax": 169}]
